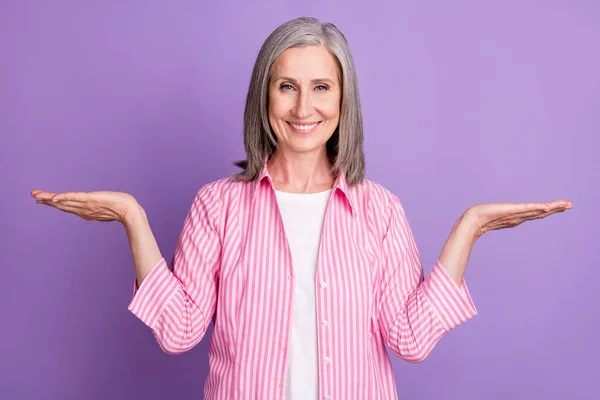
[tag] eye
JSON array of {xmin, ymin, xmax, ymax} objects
[
  {"xmin": 280, "ymin": 83, "xmax": 294, "ymax": 91},
  {"xmin": 315, "ymin": 85, "xmax": 329, "ymax": 91}
]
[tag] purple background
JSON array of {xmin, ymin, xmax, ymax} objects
[{"xmin": 2, "ymin": 1, "xmax": 599, "ymax": 399}]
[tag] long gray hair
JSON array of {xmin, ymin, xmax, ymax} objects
[{"xmin": 233, "ymin": 17, "xmax": 365, "ymax": 186}]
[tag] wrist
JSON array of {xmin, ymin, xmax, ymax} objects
[
  {"xmin": 459, "ymin": 209, "xmax": 484, "ymax": 241},
  {"xmin": 122, "ymin": 200, "xmax": 146, "ymax": 228}
]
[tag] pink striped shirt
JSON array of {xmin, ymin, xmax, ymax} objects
[{"xmin": 128, "ymin": 163, "xmax": 478, "ymax": 399}]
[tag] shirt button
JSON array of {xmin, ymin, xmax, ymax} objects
[
  {"xmin": 324, "ymin": 395, "xmax": 331, "ymax": 399},
  {"xmin": 320, "ymin": 281, "xmax": 328, "ymax": 289},
  {"xmin": 321, "ymin": 320, "xmax": 328, "ymax": 327},
  {"xmin": 324, "ymin": 356, "xmax": 331, "ymax": 364}
]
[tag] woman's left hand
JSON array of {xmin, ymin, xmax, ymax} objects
[
  {"xmin": 438, "ymin": 199, "xmax": 572, "ymax": 286},
  {"xmin": 466, "ymin": 200, "xmax": 573, "ymax": 239}
]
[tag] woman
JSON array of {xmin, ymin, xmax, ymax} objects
[{"xmin": 31, "ymin": 17, "xmax": 571, "ymax": 400}]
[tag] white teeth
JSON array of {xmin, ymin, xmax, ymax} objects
[{"xmin": 290, "ymin": 122, "xmax": 318, "ymax": 131}]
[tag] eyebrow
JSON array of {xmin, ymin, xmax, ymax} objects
[{"xmin": 273, "ymin": 76, "xmax": 336, "ymax": 85}]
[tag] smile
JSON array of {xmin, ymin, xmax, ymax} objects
[{"xmin": 287, "ymin": 121, "xmax": 321, "ymax": 134}]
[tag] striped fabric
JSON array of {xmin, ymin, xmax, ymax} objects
[{"xmin": 128, "ymin": 162, "xmax": 477, "ymax": 399}]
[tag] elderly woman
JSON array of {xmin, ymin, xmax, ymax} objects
[{"xmin": 31, "ymin": 17, "xmax": 570, "ymax": 400}]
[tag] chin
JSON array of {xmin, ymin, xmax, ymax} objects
[{"xmin": 285, "ymin": 140, "xmax": 328, "ymax": 155}]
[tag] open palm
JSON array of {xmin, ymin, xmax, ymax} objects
[
  {"xmin": 31, "ymin": 189, "xmax": 137, "ymax": 223},
  {"xmin": 468, "ymin": 200, "xmax": 572, "ymax": 237}
]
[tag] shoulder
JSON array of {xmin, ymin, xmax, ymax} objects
[
  {"xmin": 350, "ymin": 178, "xmax": 408, "ymax": 236},
  {"xmin": 193, "ymin": 175, "xmax": 246, "ymax": 206},
  {"xmin": 351, "ymin": 178, "xmax": 402, "ymax": 210},
  {"xmin": 186, "ymin": 176, "xmax": 242, "ymax": 218},
  {"xmin": 197, "ymin": 176, "xmax": 241, "ymax": 195},
  {"xmin": 186, "ymin": 176, "xmax": 246, "ymax": 228}
]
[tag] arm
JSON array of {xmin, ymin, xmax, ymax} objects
[
  {"xmin": 127, "ymin": 184, "xmax": 222, "ymax": 355},
  {"xmin": 377, "ymin": 196, "xmax": 477, "ymax": 363},
  {"xmin": 377, "ymin": 195, "xmax": 571, "ymax": 363},
  {"xmin": 439, "ymin": 200, "xmax": 572, "ymax": 285},
  {"xmin": 437, "ymin": 212, "xmax": 479, "ymax": 286},
  {"xmin": 31, "ymin": 185, "xmax": 222, "ymax": 355},
  {"xmin": 122, "ymin": 204, "xmax": 163, "ymax": 290}
]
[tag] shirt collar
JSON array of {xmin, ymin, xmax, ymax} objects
[{"xmin": 251, "ymin": 158, "xmax": 357, "ymax": 216}]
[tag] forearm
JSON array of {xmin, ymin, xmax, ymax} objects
[
  {"xmin": 122, "ymin": 203, "xmax": 163, "ymax": 289},
  {"xmin": 125, "ymin": 189, "xmax": 221, "ymax": 354},
  {"xmin": 437, "ymin": 211, "xmax": 480, "ymax": 286}
]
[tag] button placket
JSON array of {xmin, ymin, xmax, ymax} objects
[{"xmin": 319, "ymin": 279, "xmax": 332, "ymax": 400}]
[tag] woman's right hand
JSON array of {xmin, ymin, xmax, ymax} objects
[{"xmin": 30, "ymin": 189, "xmax": 140, "ymax": 224}]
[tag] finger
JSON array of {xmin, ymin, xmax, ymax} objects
[
  {"xmin": 551, "ymin": 200, "xmax": 573, "ymax": 210},
  {"xmin": 513, "ymin": 203, "xmax": 550, "ymax": 213},
  {"xmin": 51, "ymin": 192, "xmax": 89, "ymax": 203},
  {"xmin": 52, "ymin": 199, "xmax": 84, "ymax": 208},
  {"xmin": 516, "ymin": 209, "xmax": 549, "ymax": 220},
  {"xmin": 516, "ymin": 207, "xmax": 567, "ymax": 222},
  {"xmin": 36, "ymin": 198, "xmax": 62, "ymax": 207},
  {"xmin": 52, "ymin": 204, "xmax": 87, "ymax": 217},
  {"xmin": 525, "ymin": 202, "xmax": 568, "ymax": 213},
  {"xmin": 547, "ymin": 206, "xmax": 571, "ymax": 216},
  {"xmin": 35, "ymin": 192, "xmax": 65, "ymax": 202},
  {"xmin": 537, "ymin": 201, "xmax": 570, "ymax": 213},
  {"xmin": 521, "ymin": 200, "xmax": 572, "ymax": 213},
  {"xmin": 32, "ymin": 191, "xmax": 56, "ymax": 200},
  {"xmin": 31, "ymin": 189, "xmax": 52, "ymax": 197},
  {"xmin": 37, "ymin": 199, "xmax": 86, "ymax": 215}
]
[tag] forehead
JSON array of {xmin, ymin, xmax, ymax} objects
[{"xmin": 271, "ymin": 45, "xmax": 339, "ymax": 81}]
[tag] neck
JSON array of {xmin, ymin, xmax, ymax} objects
[{"xmin": 268, "ymin": 148, "xmax": 334, "ymax": 193}]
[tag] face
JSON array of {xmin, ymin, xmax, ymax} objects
[{"xmin": 268, "ymin": 45, "xmax": 341, "ymax": 158}]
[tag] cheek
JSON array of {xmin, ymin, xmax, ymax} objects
[
  {"xmin": 321, "ymin": 104, "xmax": 340, "ymax": 122},
  {"xmin": 316, "ymin": 95, "xmax": 341, "ymax": 121},
  {"xmin": 268, "ymin": 93, "xmax": 291, "ymax": 120}
]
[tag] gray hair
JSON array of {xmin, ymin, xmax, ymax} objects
[{"xmin": 233, "ymin": 17, "xmax": 365, "ymax": 186}]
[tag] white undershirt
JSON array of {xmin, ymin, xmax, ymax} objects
[{"xmin": 274, "ymin": 188, "xmax": 332, "ymax": 400}]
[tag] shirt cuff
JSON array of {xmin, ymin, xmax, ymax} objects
[
  {"xmin": 421, "ymin": 259, "xmax": 478, "ymax": 332},
  {"xmin": 128, "ymin": 258, "xmax": 179, "ymax": 329}
]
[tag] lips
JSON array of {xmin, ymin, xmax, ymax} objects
[{"xmin": 287, "ymin": 121, "xmax": 321, "ymax": 134}]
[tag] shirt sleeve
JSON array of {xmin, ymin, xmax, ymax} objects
[
  {"xmin": 127, "ymin": 184, "xmax": 222, "ymax": 355},
  {"xmin": 377, "ymin": 195, "xmax": 477, "ymax": 362}
]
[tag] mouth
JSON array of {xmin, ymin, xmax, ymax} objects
[{"xmin": 287, "ymin": 121, "xmax": 321, "ymax": 134}]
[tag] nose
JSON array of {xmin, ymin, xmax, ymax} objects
[{"xmin": 292, "ymin": 90, "xmax": 314, "ymax": 119}]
